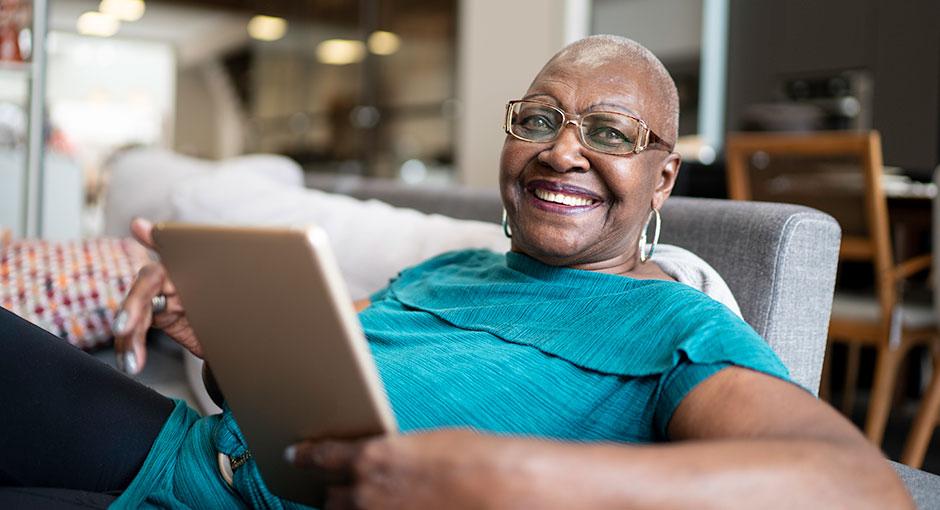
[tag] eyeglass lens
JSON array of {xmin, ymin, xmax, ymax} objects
[{"xmin": 509, "ymin": 101, "xmax": 640, "ymax": 154}]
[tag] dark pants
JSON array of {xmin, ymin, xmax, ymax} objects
[{"xmin": 0, "ymin": 306, "xmax": 174, "ymax": 493}]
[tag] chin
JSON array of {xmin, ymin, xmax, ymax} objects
[{"xmin": 513, "ymin": 227, "xmax": 591, "ymax": 266}]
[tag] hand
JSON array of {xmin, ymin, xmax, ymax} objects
[
  {"xmin": 285, "ymin": 429, "xmax": 533, "ymax": 510},
  {"xmin": 113, "ymin": 218, "xmax": 203, "ymax": 374}
]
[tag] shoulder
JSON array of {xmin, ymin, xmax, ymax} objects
[
  {"xmin": 645, "ymin": 282, "xmax": 766, "ymax": 353},
  {"xmin": 614, "ymin": 281, "xmax": 789, "ymax": 379}
]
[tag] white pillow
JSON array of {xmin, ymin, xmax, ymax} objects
[
  {"xmin": 103, "ymin": 149, "xmax": 213, "ymax": 237},
  {"xmin": 102, "ymin": 148, "xmax": 303, "ymax": 237},
  {"xmin": 170, "ymin": 168, "xmax": 510, "ymax": 299}
]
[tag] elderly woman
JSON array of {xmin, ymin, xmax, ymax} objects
[{"xmin": 0, "ymin": 36, "xmax": 911, "ymax": 509}]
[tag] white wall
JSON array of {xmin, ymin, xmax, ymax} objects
[
  {"xmin": 455, "ymin": 0, "xmax": 589, "ymax": 188},
  {"xmin": 47, "ymin": 32, "xmax": 176, "ymax": 152},
  {"xmin": 591, "ymin": 0, "xmax": 703, "ymax": 62}
]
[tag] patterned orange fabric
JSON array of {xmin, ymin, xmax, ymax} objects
[{"xmin": 0, "ymin": 238, "xmax": 150, "ymax": 350}]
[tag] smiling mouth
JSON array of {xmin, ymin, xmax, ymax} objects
[{"xmin": 525, "ymin": 180, "xmax": 603, "ymax": 209}]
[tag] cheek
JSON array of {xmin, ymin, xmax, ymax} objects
[
  {"xmin": 499, "ymin": 140, "xmax": 528, "ymax": 178},
  {"xmin": 499, "ymin": 140, "xmax": 534, "ymax": 203},
  {"xmin": 605, "ymin": 163, "xmax": 657, "ymax": 206}
]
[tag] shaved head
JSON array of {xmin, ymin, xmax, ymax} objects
[{"xmin": 535, "ymin": 35, "xmax": 680, "ymax": 144}]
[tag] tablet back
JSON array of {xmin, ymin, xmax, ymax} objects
[{"xmin": 152, "ymin": 223, "xmax": 396, "ymax": 506}]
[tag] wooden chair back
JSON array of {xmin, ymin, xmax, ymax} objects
[{"xmin": 726, "ymin": 131, "xmax": 896, "ymax": 335}]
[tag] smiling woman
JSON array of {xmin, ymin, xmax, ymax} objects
[
  {"xmin": 0, "ymin": 35, "xmax": 914, "ymax": 510},
  {"xmin": 498, "ymin": 38, "xmax": 682, "ymax": 275}
]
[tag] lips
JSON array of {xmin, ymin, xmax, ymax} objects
[{"xmin": 524, "ymin": 179, "xmax": 604, "ymax": 210}]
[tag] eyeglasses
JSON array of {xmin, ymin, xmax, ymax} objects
[{"xmin": 503, "ymin": 100, "xmax": 674, "ymax": 155}]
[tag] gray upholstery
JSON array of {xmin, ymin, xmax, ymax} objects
[
  {"xmin": 659, "ymin": 197, "xmax": 841, "ymax": 395},
  {"xmin": 892, "ymin": 461, "xmax": 940, "ymax": 510},
  {"xmin": 308, "ymin": 175, "xmax": 841, "ymax": 395}
]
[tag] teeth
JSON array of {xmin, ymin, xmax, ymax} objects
[{"xmin": 533, "ymin": 188, "xmax": 595, "ymax": 206}]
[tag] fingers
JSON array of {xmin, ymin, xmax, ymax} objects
[
  {"xmin": 285, "ymin": 439, "xmax": 366, "ymax": 471},
  {"xmin": 130, "ymin": 217, "xmax": 156, "ymax": 250},
  {"xmin": 323, "ymin": 487, "xmax": 357, "ymax": 510},
  {"xmin": 286, "ymin": 439, "xmax": 370, "ymax": 509},
  {"xmin": 114, "ymin": 263, "xmax": 167, "ymax": 374}
]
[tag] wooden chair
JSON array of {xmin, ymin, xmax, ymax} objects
[
  {"xmin": 901, "ymin": 167, "xmax": 940, "ymax": 468},
  {"xmin": 902, "ymin": 346, "xmax": 940, "ymax": 467},
  {"xmin": 726, "ymin": 131, "xmax": 936, "ymax": 446}
]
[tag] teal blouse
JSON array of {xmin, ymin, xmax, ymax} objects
[{"xmin": 113, "ymin": 249, "xmax": 790, "ymax": 509}]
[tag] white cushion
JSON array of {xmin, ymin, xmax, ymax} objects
[{"xmin": 102, "ymin": 148, "xmax": 303, "ymax": 237}]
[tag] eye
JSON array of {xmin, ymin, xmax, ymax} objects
[
  {"xmin": 583, "ymin": 113, "xmax": 638, "ymax": 149},
  {"xmin": 587, "ymin": 126, "xmax": 633, "ymax": 148},
  {"xmin": 519, "ymin": 114, "xmax": 555, "ymax": 132},
  {"xmin": 590, "ymin": 126, "xmax": 628, "ymax": 143}
]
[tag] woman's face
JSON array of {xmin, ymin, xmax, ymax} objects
[{"xmin": 499, "ymin": 60, "xmax": 680, "ymax": 272}]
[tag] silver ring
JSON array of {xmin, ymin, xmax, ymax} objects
[{"xmin": 151, "ymin": 294, "xmax": 168, "ymax": 314}]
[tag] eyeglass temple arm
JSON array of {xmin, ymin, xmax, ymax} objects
[{"xmin": 646, "ymin": 129, "xmax": 675, "ymax": 152}]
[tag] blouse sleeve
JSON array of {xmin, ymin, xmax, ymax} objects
[{"xmin": 653, "ymin": 359, "xmax": 730, "ymax": 439}]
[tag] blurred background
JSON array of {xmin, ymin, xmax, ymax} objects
[{"xmin": 2, "ymin": 0, "xmax": 935, "ymax": 240}]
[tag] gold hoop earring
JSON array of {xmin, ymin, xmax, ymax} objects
[
  {"xmin": 502, "ymin": 209, "xmax": 512, "ymax": 238},
  {"xmin": 638, "ymin": 209, "xmax": 661, "ymax": 263}
]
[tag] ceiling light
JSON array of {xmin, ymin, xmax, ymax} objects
[
  {"xmin": 99, "ymin": 0, "xmax": 145, "ymax": 22},
  {"xmin": 367, "ymin": 30, "xmax": 400, "ymax": 55},
  {"xmin": 77, "ymin": 11, "xmax": 120, "ymax": 37},
  {"xmin": 316, "ymin": 39, "xmax": 366, "ymax": 65},
  {"xmin": 248, "ymin": 15, "xmax": 288, "ymax": 42}
]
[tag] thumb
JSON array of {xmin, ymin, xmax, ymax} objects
[{"xmin": 130, "ymin": 217, "xmax": 156, "ymax": 250}]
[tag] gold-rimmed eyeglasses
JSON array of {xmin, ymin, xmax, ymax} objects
[{"xmin": 503, "ymin": 100, "xmax": 674, "ymax": 155}]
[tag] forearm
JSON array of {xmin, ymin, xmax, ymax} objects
[{"xmin": 511, "ymin": 438, "xmax": 912, "ymax": 510}]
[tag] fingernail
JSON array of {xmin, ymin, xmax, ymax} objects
[
  {"xmin": 112, "ymin": 311, "xmax": 129, "ymax": 335},
  {"xmin": 122, "ymin": 351, "xmax": 139, "ymax": 375},
  {"xmin": 284, "ymin": 445, "xmax": 297, "ymax": 464}
]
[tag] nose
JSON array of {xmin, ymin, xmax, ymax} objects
[{"xmin": 537, "ymin": 120, "xmax": 590, "ymax": 172}]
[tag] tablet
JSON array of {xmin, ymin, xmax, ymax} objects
[{"xmin": 152, "ymin": 223, "xmax": 397, "ymax": 506}]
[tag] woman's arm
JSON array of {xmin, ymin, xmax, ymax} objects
[
  {"xmin": 287, "ymin": 367, "xmax": 912, "ymax": 510},
  {"xmin": 513, "ymin": 367, "xmax": 912, "ymax": 509}
]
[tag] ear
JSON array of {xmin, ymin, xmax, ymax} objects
[{"xmin": 651, "ymin": 152, "xmax": 681, "ymax": 211}]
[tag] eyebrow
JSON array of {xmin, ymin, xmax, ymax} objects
[
  {"xmin": 590, "ymin": 102, "xmax": 642, "ymax": 118},
  {"xmin": 522, "ymin": 93, "xmax": 558, "ymax": 103},
  {"xmin": 520, "ymin": 94, "xmax": 642, "ymax": 118}
]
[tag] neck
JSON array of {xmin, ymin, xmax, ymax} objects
[
  {"xmin": 569, "ymin": 254, "xmax": 639, "ymax": 276},
  {"xmin": 511, "ymin": 247, "xmax": 672, "ymax": 281},
  {"xmin": 511, "ymin": 247, "xmax": 640, "ymax": 276}
]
